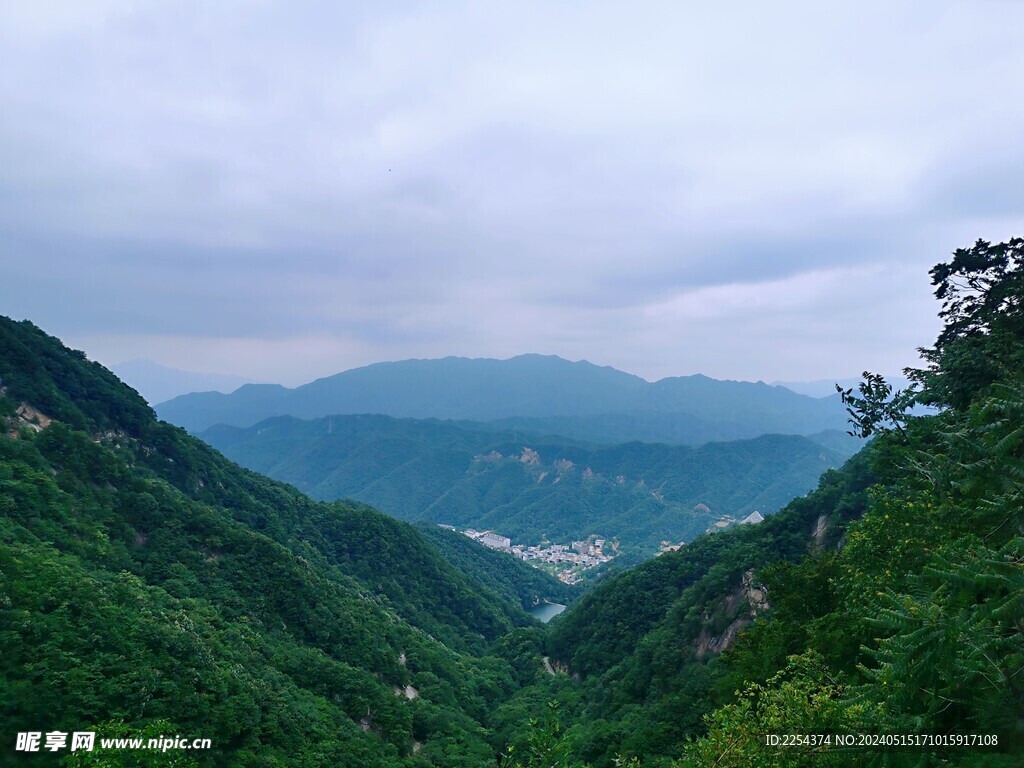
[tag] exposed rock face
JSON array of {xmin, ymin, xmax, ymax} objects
[
  {"xmin": 743, "ymin": 569, "xmax": 769, "ymax": 615},
  {"xmin": 391, "ymin": 682, "xmax": 418, "ymax": 700},
  {"xmin": 694, "ymin": 569, "xmax": 769, "ymax": 658},
  {"xmin": 474, "ymin": 450, "xmax": 503, "ymax": 463},
  {"xmin": 520, "ymin": 447, "xmax": 540, "ymax": 465},
  {"xmin": 15, "ymin": 403, "xmax": 52, "ymax": 432},
  {"xmin": 695, "ymin": 616, "xmax": 749, "ymax": 657},
  {"xmin": 811, "ymin": 514, "xmax": 829, "ymax": 551}
]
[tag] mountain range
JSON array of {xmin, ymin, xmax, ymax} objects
[
  {"xmin": 156, "ymin": 354, "xmax": 853, "ymax": 446},
  {"xmin": 202, "ymin": 413, "xmax": 853, "ymax": 556},
  {"xmin": 3, "ymin": 245, "xmax": 1020, "ymax": 767},
  {"xmin": 0, "ymin": 316, "xmax": 574, "ymax": 766},
  {"xmin": 112, "ymin": 359, "xmax": 253, "ymax": 406},
  {"xmin": 5, "ymin": 240, "xmax": 1023, "ymax": 767}
]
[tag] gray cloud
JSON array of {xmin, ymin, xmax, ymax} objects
[{"xmin": 2, "ymin": 1, "xmax": 1023, "ymax": 384}]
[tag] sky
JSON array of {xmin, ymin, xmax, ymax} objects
[{"xmin": 2, "ymin": 1, "xmax": 1023, "ymax": 386}]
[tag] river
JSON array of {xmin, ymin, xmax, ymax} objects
[{"xmin": 527, "ymin": 602, "xmax": 567, "ymax": 623}]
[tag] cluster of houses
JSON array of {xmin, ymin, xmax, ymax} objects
[{"xmin": 445, "ymin": 526, "xmax": 616, "ymax": 584}]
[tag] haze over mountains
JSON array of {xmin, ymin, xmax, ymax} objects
[
  {"xmin": 0, "ymin": 317, "xmax": 577, "ymax": 765},
  {"xmin": 4, "ymin": 240, "xmax": 1022, "ymax": 767},
  {"xmin": 113, "ymin": 359, "xmax": 253, "ymax": 405},
  {"xmin": 770, "ymin": 375, "xmax": 913, "ymax": 399},
  {"xmin": 157, "ymin": 354, "xmax": 853, "ymax": 445},
  {"xmin": 156, "ymin": 354, "xmax": 858, "ymax": 557}
]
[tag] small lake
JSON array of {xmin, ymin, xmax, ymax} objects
[{"xmin": 528, "ymin": 602, "xmax": 567, "ymax": 623}]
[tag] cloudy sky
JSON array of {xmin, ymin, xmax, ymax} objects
[{"xmin": 2, "ymin": 1, "xmax": 1023, "ymax": 386}]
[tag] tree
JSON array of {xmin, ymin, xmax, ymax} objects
[
  {"xmin": 836, "ymin": 372, "xmax": 916, "ymax": 439},
  {"xmin": 912, "ymin": 238, "xmax": 1024, "ymax": 410}
]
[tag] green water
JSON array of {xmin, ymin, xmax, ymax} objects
[{"xmin": 527, "ymin": 602, "xmax": 567, "ymax": 623}]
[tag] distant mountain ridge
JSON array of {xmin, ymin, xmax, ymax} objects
[
  {"xmin": 112, "ymin": 359, "xmax": 253, "ymax": 405},
  {"xmin": 771, "ymin": 375, "xmax": 912, "ymax": 399},
  {"xmin": 158, "ymin": 354, "xmax": 851, "ymax": 444},
  {"xmin": 0, "ymin": 316, "xmax": 572, "ymax": 765}
]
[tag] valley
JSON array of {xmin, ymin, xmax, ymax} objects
[
  {"xmin": 2, "ymin": 244, "xmax": 1021, "ymax": 767},
  {"xmin": 198, "ymin": 412, "xmax": 853, "ymax": 559},
  {"xmin": 451, "ymin": 526, "xmax": 617, "ymax": 585}
]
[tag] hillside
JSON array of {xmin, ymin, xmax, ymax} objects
[
  {"xmin": 201, "ymin": 414, "xmax": 850, "ymax": 555},
  {"xmin": 0, "ymin": 317, "xmax": 555, "ymax": 767},
  {"xmin": 490, "ymin": 239, "xmax": 1024, "ymax": 767},
  {"xmin": 156, "ymin": 354, "xmax": 850, "ymax": 444},
  {"xmin": 415, "ymin": 524, "xmax": 578, "ymax": 612},
  {"xmin": 3, "ymin": 242, "xmax": 1020, "ymax": 768}
]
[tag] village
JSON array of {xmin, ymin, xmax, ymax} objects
[{"xmin": 441, "ymin": 526, "xmax": 617, "ymax": 585}]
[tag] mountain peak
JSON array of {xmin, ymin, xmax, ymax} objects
[
  {"xmin": 0, "ymin": 317, "xmax": 153, "ymax": 436},
  {"xmin": 154, "ymin": 352, "xmax": 848, "ymax": 438}
]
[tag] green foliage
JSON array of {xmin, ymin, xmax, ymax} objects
[
  {"xmin": 854, "ymin": 540, "xmax": 1024, "ymax": 743},
  {"xmin": 665, "ymin": 239, "xmax": 1024, "ymax": 766},
  {"xmin": 675, "ymin": 653, "xmax": 854, "ymax": 768},
  {"xmin": 60, "ymin": 720, "xmax": 200, "ymax": 768},
  {"xmin": 499, "ymin": 702, "xmax": 582, "ymax": 768},
  {"xmin": 0, "ymin": 319, "xmax": 548, "ymax": 767},
  {"xmin": 914, "ymin": 237, "xmax": 1024, "ymax": 409},
  {"xmin": 836, "ymin": 371, "xmax": 917, "ymax": 438},
  {"xmin": 204, "ymin": 414, "xmax": 849, "ymax": 556},
  {"xmin": 417, "ymin": 524, "xmax": 576, "ymax": 613},
  {"xmin": 0, "ymin": 318, "xmax": 152, "ymax": 435}
]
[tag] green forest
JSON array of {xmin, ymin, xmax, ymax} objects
[
  {"xmin": 202, "ymin": 413, "xmax": 851, "ymax": 557},
  {"xmin": 1, "ymin": 239, "xmax": 1022, "ymax": 766}
]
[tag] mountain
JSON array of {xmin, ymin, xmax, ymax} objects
[
  {"xmin": 0, "ymin": 317, "xmax": 563, "ymax": 767},
  {"xmin": 3, "ymin": 243, "xmax": 1022, "ymax": 768},
  {"xmin": 489, "ymin": 242, "xmax": 1024, "ymax": 766},
  {"xmin": 111, "ymin": 359, "xmax": 253, "ymax": 405},
  {"xmin": 415, "ymin": 523, "xmax": 578, "ymax": 612},
  {"xmin": 156, "ymin": 354, "xmax": 851, "ymax": 444},
  {"xmin": 771, "ymin": 375, "xmax": 912, "ymax": 399},
  {"xmin": 200, "ymin": 413, "xmax": 851, "ymax": 556},
  {"xmin": 486, "ymin": 448, "xmax": 879, "ymax": 764}
]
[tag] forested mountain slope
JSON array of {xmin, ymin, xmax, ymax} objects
[
  {"xmin": 0, "ymin": 317, "xmax": 555, "ymax": 767},
  {"xmin": 415, "ymin": 524, "xmax": 578, "ymax": 612},
  {"xmin": 157, "ymin": 354, "xmax": 850, "ymax": 444},
  {"xmin": 202, "ymin": 414, "xmax": 848, "ymax": 555},
  {"xmin": 493, "ymin": 240, "xmax": 1024, "ymax": 767},
  {"xmin": 5, "ymin": 239, "xmax": 1021, "ymax": 768}
]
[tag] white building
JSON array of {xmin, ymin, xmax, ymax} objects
[{"xmin": 480, "ymin": 532, "xmax": 511, "ymax": 549}]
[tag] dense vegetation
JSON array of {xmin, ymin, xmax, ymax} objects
[
  {"xmin": 415, "ymin": 524, "xmax": 578, "ymax": 613},
  {"xmin": 157, "ymin": 354, "xmax": 849, "ymax": 443},
  {"xmin": 203, "ymin": 414, "xmax": 849, "ymax": 555},
  {"xmin": 0, "ymin": 318, "xmax": 557, "ymax": 767},
  {"xmin": 497, "ymin": 239, "xmax": 1024, "ymax": 767},
  {"xmin": 3, "ymin": 237, "xmax": 1020, "ymax": 767}
]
